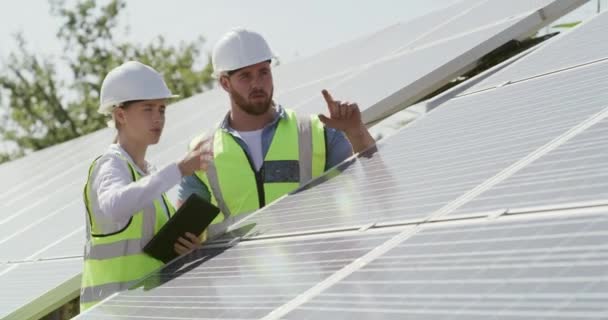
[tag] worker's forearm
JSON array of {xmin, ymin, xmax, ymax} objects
[{"xmin": 344, "ymin": 125, "xmax": 376, "ymax": 153}]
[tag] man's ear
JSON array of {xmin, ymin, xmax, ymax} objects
[{"xmin": 219, "ymin": 75, "xmax": 231, "ymax": 92}]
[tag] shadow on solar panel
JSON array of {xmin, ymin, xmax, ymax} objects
[{"xmin": 131, "ymin": 245, "xmax": 232, "ymax": 293}]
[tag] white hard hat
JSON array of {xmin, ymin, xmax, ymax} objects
[
  {"xmin": 212, "ymin": 28, "xmax": 276, "ymax": 78},
  {"xmin": 98, "ymin": 61, "xmax": 178, "ymax": 115}
]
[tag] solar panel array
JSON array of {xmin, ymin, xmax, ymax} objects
[
  {"xmin": 0, "ymin": 0, "xmax": 591, "ymax": 319},
  {"xmin": 223, "ymin": 57, "xmax": 608, "ymax": 239},
  {"xmin": 79, "ymin": 4, "xmax": 608, "ymax": 320},
  {"xmin": 284, "ymin": 0, "xmax": 588, "ymax": 123},
  {"xmin": 282, "ymin": 211, "xmax": 608, "ymax": 320},
  {"xmin": 0, "ymin": 259, "xmax": 81, "ymax": 320},
  {"xmin": 79, "ymin": 231, "xmax": 401, "ymax": 319},
  {"xmin": 460, "ymin": 9, "xmax": 608, "ymax": 96}
]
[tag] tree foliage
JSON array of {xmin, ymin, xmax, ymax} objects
[{"xmin": 0, "ymin": 0, "xmax": 213, "ymax": 162}]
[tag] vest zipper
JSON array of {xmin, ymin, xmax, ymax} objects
[
  {"xmin": 255, "ymin": 167, "xmax": 266, "ymax": 208},
  {"xmin": 161, "ymin": 195, "xmax": 172, "ymax": 219},
  {"xmin": 237, "ymin": 138, "xmax": 266, "ymax": 208}
]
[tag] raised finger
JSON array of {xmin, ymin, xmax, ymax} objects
[
  {"xmin": 322, "ymin": 89, "xmax": 335, "ymax": 105},
  {"xmin": 322, "ymin": 90, "xmax": 339, "ymax": 118}
]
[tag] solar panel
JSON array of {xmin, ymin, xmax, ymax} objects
[
  {"xmin": 78, "ymin": 231, "xmax": 400, "ymax": 319},
  {"xmin": 274, "ymin": 71, "xmax": 355, "ymax": 111},
  {"xmin": 0, "ymin": 0, "xmax": 586, "ymax": 262},
  {"xmin": 0, "ymin": 129, "xmax": 111, "ymax": 201},
  {"xmin": 439, "ymin": 11, "xmax": 608, "ymax": 217},
  {"xmin": 0, "ymin": 0, "xmax": 589, "ymax": 317},
  {"xmin": 294, "ymin": 17, "xmax": 529, "ymax": 121},
  {"xmin": 36, "ymin": 228, "xmax": 85, "ymax": 260},
  {"xmin": 273, "ymin": 0, "xmax": 585, "ymax": 99},
  {"xmin": 451, "ymin": 111, "xmax": 608, "ymax": 217},
  {"xmin": 224, "ymin": 57, "xmax": 608, "ymax": 240},
  {"xmin": 271, "ymin": 0, "xmax": 485, "ymax": 91},
  {"xmin": 0, "ymin": 192, "xmax": 86, "ymax": 262},
  {"xmin": 461, "ymin": 9, "xmax": 608, "ymax": 96},
  {"xmin": 287, "ymin": 0, "xmax": 587, "ymax": 124},
  {"xmin": 79, "ymin": 208, "xmax": 608, "ymax": 319},
  {"xmin": 0, "ymin": 259, "xmax": 82, "ymax": 320},
  {"xmin": 368, "ymin": 44, "xmax": 529, "ymax": 137},
  {"xmin": 368, "ymin": 103, "xmax": 424, "ymax": 140},
  {"xmin": 76, "ymin": 3, "xmax": 608, "ymax": 317},
  {"xmin": 281, "ymin": 211, "xmax": 608, "ymax": 319}
]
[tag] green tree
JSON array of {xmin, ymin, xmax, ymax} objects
[{"xmin": 0, "ymin": 0, "xmax": 213, "ymax": 162}]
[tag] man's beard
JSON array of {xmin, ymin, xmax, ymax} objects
[{"xmin": 230, "ymin": 88, "xmax": 274, "ymax": 116}]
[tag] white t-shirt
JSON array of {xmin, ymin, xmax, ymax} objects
[{"xmin": 237, "ymin": 129, "xmax": 264, "ymax": 171}]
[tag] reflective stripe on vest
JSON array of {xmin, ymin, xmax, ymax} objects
[
  {"xmin": 80, "ymin": 155, "xmax": 175, "ymax": 310},
  {"xmin": 193, "ymin": 109, "xmax": 326, "ymax": 238}
]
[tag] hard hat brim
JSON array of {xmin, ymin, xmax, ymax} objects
[
  {"xmin": 212, "ymin": 55, "xmax": 277, "ymax": 79},
  {"xmin": 98, "ymin": 94, "xmax": 180, "ymax": 115}
]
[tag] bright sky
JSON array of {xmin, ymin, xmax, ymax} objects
[
  {"xmin": 1, "ymin": 0, "xmax": 603, "ymax": 64},
  {"xmin": 0, "ymin": 0, "xmax": 463, "ymax": 64}
]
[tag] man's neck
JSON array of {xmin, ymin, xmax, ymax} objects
[{"xmin": 229, "ymin": 104, "xmax": 276, "ymax": 131}]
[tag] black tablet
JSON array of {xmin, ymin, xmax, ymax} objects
[{"xmin": 143, "ymin": 194, "xmax": 220, "ymax": 263}]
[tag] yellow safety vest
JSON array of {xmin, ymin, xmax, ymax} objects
[
  {"xmin": 192, "ymin": 109, "xmax": 326, "ymax": 237},
  {"xmin": 80, "ymin": 155, "xmax": 175, "ymax": 310}
]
